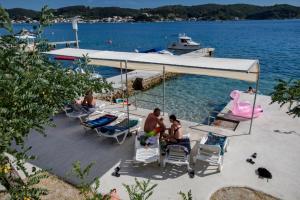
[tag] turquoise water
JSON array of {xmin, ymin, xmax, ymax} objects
[{"xmin": 7, "ymin": 20, "xmax": 300, "ymax": 122}]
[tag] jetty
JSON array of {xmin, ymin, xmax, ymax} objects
[
  {"xmin": 49, "ymin": 40, "xmax": 80, "ymax": 48},
  {"xmin": 100, "ymin": 48, "xmax": 214, "ymax": 101},
  {"xmin": 99, "ymin": 70, "xmax": 177, "ymax": 101}
]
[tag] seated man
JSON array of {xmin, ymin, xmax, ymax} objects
[{"xmin": 144, "ymin": 108, "xmax": 166, "ymax": 136}]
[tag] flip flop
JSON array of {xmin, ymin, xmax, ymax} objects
[
  {"xmin": 251, "ymin": 153, "xmax": 257, "ymax": 159},
  {"xmin": 114, "ymin": 166, "xmax": 120, "ymax": 172},
  {"xmin": 188, "ymin": 170, "xmax": 195, "ymax": 178},
  {"xmin": 246, "ymin": 158, "xmax": 255, "ymax": 164},
  {"xmin": 112, "ymin": 171, "xmax": 120, "ymax": 177}
]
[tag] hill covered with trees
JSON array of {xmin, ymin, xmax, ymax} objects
[{"xmin": 5, "ymin": 4, "xmax": 300, "ymax": 21}]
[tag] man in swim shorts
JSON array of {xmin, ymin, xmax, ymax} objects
[{"xmin": 144, "ymin": 108, "xmax": 166, "ymax": 136}]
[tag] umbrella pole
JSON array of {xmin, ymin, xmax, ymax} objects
[
  {"xmin": 125, "ymin": 60, "xmax": 130, "ymax": 133},
  {"xmin": 249, "ymin": 65, "xmax": 260, "ymax": 134}
]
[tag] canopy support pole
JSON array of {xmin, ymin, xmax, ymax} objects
[
  {"xmin": 249, "ymin": 66, "xmax": 260, "ymax": 135},
  {"xmin": 120, "ymin": 61, "xmax": 124, "ymax": 107},
  {"xmin": 163, "ymin": 65, "xmax": 166, "ymax": 116},
  {"xmin": 125, "ymin": 60, "xmax": 130, "ymax": 133}
]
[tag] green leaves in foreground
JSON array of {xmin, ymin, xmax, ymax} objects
[
  {"xmin": 123, "ymin": 178, "xmax": 157, "ymax": 200},
  {"xmin": 179, "ymin": 190, "xmax": 193, "ymax": 200},
  {"xmin": 71, "ymin": 161, "xmax": 109, "ymax": 200},
  {"xmin": 271, "ymin": 79, "xmax": 300, "ymax": 117},
  {"xmin": 0, "ymin": 6, "xmax": 111, "ymax": 199},
  {"xmin": 0, "ymin": 6, "xmax": 13, "ymax": 33}
]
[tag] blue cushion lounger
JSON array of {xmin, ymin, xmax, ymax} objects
[
  {"xmin": 205, "ymin": 132, "xmax": 227, "ymax": 155},
  {"xmin": 96, "ymin": 118, "xmax": 142, "ymax": 144},
  {"xmin": 162, "ymin": 134, "xmax": 192, "ymax": 171},
  {"xmin": 82, "ymin": 114, "xmax": 118, "ymax": 129},
  {"xmin": 193, "ymin": 132, "xmax": 229, "ymax": 172}
]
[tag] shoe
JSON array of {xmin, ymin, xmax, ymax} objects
[
  {"xmin": 114, "ymin": 166, "xmax": 120, "ymax": 172},
  {"xmin": 251, "ymin": 153, "xmax": 257, "ymax": 159},
  {"xmin": 112, "ymin": 171, "xmax": 120, "ymax": 177},
  {"xmin": 246, "ymin": 158, "xmax": 255, "ymax": 164},
  {"xmin": 188, "ymin": 170, "xmax": 195, "ymax": 178}
]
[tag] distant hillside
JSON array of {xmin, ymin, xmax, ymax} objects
[
  {"xmin": 6, "ymin": 8, "xmax": 39, "ymax": 20},
  {"xmin": 5, "ymin": 4, "xmax": 300, "ymax": 21}
]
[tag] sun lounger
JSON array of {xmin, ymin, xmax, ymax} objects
[
  {"xmin": 96, "ymin": 117, "xmax": 142, "ymax": 144},
  {"xmin": 134, "ymin": 131, "xmax": 160, "ymax": 164},
  {"xmin": 63, "ymin": 103, "xmax": 105, "ymax": 122},
  {"xmin": 162, "ymin": 135, "xmax": 191, "ymax": 171},
  {"xmin": 193, "ymin": 132, "xmax": 229, "ymax": 172},
  {"xmin": 81, "ymin": 114, "xmax": 118, "ymax": 129}
]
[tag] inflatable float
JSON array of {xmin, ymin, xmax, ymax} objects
[{"xmin": 230, "ymin": 90, "xmax": 263, "ymax": 118}]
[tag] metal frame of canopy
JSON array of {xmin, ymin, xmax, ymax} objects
[
  {"xmin": 45, "ymin": 48, "xmax": 260, "ymax": 134},
  {"xmin": 117, "ymin": 60, "xmax": 260, "ymax": 135}
]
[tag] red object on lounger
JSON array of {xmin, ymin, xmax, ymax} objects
[{"xmin": 54, "ymin": 55, "xmax": 77, "ymax": 61}]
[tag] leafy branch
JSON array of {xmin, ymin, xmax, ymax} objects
[
  {"xmin": 179, "ymin": 190, "xmax": 193, "ymax": 200},
  {"xmin": 271, "ymin": 79, "xmax": 300, "ymax": 117},
  {"xmin": 123, "ymin": 178, "xmax": 157, "ymax": 200}
]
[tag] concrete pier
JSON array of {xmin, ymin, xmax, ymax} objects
[
  {"xmin": 97, "ymin": 70, "xmax": 177, "ymax": 101},
  {"xmin": 23, "ymin": 92, "xmax": 300, "ymax": 200},
  {"xmin": 97, "ymin": 49, "xmax": 214, "ymax": 102}
]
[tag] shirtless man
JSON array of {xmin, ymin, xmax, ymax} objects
[{"xmin": 144, "ymin": 108, "xmax": 166, "ymax": 135}]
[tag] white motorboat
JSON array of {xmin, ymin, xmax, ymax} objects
[{"xmin": 168, "ymin": 34, "xmax": 200, "ymax": 50}]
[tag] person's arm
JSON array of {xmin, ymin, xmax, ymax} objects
[
  {"xmin": 175, "ymin": 126, "xmax": 183, "ymax": 140},
  {"xmin": 169, "ymin": 124, "xmax": 175, "ymax": 136},
  {"xmin": 157, "ymin": 117, "xmax": 165, "ymax": 129}
]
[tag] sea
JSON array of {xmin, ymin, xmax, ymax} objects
[{"xmin": 5, "ymin": 20, "xmax": 300, "ymax": 122}]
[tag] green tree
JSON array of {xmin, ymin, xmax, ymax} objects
[
  {"xmin": 0, "ymin": 6, "xmax": 111, "ymax": 199},
  {"xmin": 271, "ymin": 79, "xmax": 300, "ymax": 117}
]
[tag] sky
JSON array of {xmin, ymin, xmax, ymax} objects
[{"xmin": 1, "ymin": 0, "xmax": 300, "ymax": 10}]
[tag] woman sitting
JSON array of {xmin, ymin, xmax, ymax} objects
[{"xmin": 162, "ymin": 115, "xmax": 191, "ymax": 153}]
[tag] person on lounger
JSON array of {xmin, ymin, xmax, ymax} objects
[
  {"xmin": 162, "ymin": 114, "xmax": 191, "ymax": 153},
  {"xmin": 246, "ymin": 86, "xmax": 256, "ymax": 94},
  {"xmin": 74, "ymin": 90, "xmax": 96, "ymax": 112},
  {"xmin": 144, "ymin": 108, "xmax": 166, "ymax": 136},
  {"xmin": 163, "ymin": 114, "xmax": 183, "ymax": 142}
]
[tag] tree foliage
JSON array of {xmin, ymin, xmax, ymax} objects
[
  {"xmin": 0, "ymin": 6, "xmax": 111, "ymax": 199},
  {"xmin": 271, "ymin": 79, "xmax": 300, "ymax": 117},
  {"xmin": 0, "ymin": 6, "xmax": 13, "ymax": 33}
]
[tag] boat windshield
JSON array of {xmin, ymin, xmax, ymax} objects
[{"xmin": 180, "ymin": 38, "xmax": 190, "ymax": 43}]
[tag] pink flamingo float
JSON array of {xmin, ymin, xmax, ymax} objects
[{"xmin": 230, "ymin": 90, "xmax": 263, "ymax": 118}]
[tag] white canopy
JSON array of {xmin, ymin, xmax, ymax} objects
[{"xmin": 45, "ymin": 48, "xmax": 259, "ymax": 82}]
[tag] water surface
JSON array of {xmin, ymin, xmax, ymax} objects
[{"xmin": 7, "ymin": 20, "xmax": 300, "ymax": 122}]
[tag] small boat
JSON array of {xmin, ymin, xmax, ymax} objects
[
  {"xmin": 168, "ymin": 34, "xmax": 200, "ymax": 51},
  {"xmin": 134, "ymin": 47, "xmax": 173, "ymax": 55},
  {"xmin": 14, "ymin": 29, "xmax": 37, "ymax": 51},
  {"xmin": 74, "ymin": 67, "xmax": 102, "ymax": 79}
]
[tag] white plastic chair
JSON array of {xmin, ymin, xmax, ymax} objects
[
  {"xmin": 193, "ymin": 133, "xmax": 229, "ymax": 172},
  {"xmin": 162, "ymin": 134, "xmax": 191, "ymax": 171},
  {"xmin": 134, "ymin": 131, "xmax": 160, "ymax": 164},
  {"xmin": 64, "ymin": 103, "xmax": 105, "ymax": 122}
]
